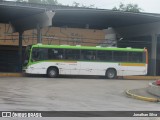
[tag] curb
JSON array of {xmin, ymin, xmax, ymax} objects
[
  {"xmin": 123, "ymin": 76, "xmax": 160, "ymax": 80},
  {"xmin": 125, "ymin": 90, "xmax": 160, "ymax": 102},
  {"xmin": 147, "ymin": 82, "xmax": 160, "ymax": 97},
  {"xmin": 0, "ymin": 73, "xmax": 160, "ymax": 79},
  {"xmin": 0, "ymin": 73, "xmax": 23, "ymax": 77}
]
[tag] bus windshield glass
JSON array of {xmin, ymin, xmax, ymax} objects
[{"xmin": 23, "ymin": 45, "xmax": 31, "ymax": 66}]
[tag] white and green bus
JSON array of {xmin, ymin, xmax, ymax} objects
[{"xmin": 23, "ymin": 44, "xmax": 148, "ymax": 79}]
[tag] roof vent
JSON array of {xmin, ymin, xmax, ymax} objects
[
  {"xmin": 60, "ymin": 45, "xmax": 70, "ymax": 46},
  {"xmin": 108, "ymin": 46, "xmax": 117, "ymax": 48},
  {"xmin": 76, "ymin": 45, "xmax": 81, "ymax": 47},
  {"xmin": 37, "ymin": 43, "xmax": 42, "ymax": 45}
]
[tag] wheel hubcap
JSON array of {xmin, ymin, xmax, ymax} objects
[
  {"xmin": 50, "ymin": 70, "xmax": 56, "ymax": 76},
  {"xmin": 108, "ymin": 73, "xmax": 114, "ymax": 78}
]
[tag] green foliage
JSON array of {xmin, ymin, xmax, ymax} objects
[
  {"xmin": 112, "ymin": 2, "xmax": 142, "ymax": 12},
  {"xmin": 16, "ymin": 0, "xmax": 61, "ymax": 5},
  {"xmin": 28, "ymin": 0, "xmax": 40, "ymax": 3},
  {"xmin": 15, "ymin": 0, "xmax": 94, "ymax": 7},
  {"xmin": 72, "ymin": 2, "xmax": 80, "ymax": 7},
  {"xmin": 72, "ymin": 1, "xmax": 95, "ymax": 8},
  {"xmin": 16, "ymin": 0, "xmax": 27, "ymax": 2},
  {"xmin": 41, "ymin": 0, "xmax": 60, "ymax": 5}
]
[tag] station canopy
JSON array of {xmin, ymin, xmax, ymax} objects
[
  {"xmin": 0, "ymin": 1, "xmax": 160, "ymax": 31},
  {"xmin": 0, "ymin": 4, "xmax": 54, "ymax": 32},
  {"xmin": 53, "ymin": 9, "xmax": 160, "ymax": 29}
]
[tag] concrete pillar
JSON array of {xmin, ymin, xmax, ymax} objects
[
  {"xmin": 151, "ymin": 34, "xmax": 157, "ymax": 76},
  {"xmin": 102, "ymin": 28, "xmax": 117, "ymax": 47},
  {"xmin": 18, "ymin": 31, "xmax": 23, "ymax": 72},
  {"xmin": 37, "ymin": 24, "xmax": 42, "ymax": 43}
]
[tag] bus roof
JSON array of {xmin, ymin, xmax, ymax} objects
[{"xmin": 32, "ymin": 44, "xmax": 145, "ymax": 52}]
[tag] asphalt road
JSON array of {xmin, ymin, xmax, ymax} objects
[{"xmin": 0, "ymin": 77, "xmax": 159, "ymax": 120}]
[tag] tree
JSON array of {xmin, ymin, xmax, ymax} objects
[
  {"xmin": 72, "ymin": 2, "xmax": 80, "ymax": 7},
  {"xmin": 16, "ymin": 0, "xmax": 28, "ymax": 2},
  {"xmin": 16, "ymin": 0, "xmax": 20, "ymax": 1},
  {"xmin": 17, "ymin": 0, "xmax": 61, "ymax": 5},
  {"xmin": 41, "ymin": 0, "xmax": 61, "ymax": 5},
  {"xmin": 28, "ymin": 0, "xmax": 41, "ymax": 3},
  {"xmin": 112, "ymin": 2, "xmax": 142, "ymax": 12},
  {"xmin": 72, "ymin": 1, "xmax": 95, "ymax": 8}
]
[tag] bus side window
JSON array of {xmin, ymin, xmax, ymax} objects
[
  {"xmin": 56, "ymin": 49, "xmax": 64, "ymax": 60},
  {"xmin": 65, "ymin": 49, "xmax": 80, "ymax": 60},
  {"xmin": 113, "ymin": 51, "xmax": 127, "ymax": 62},
  {"xmin": 48, "ymin": 49, "xmax": 64, "ymax": 60},
  {"xmin": 97, "ymin": 51, "xmax": 112, "ymax": 61},
  {"xmin": 81, "ymin": 50, "xmax": 96, "ymax": 60},
  {"xmin": 38, "ymin": 48, "xmax": 48, "ymax": 60},
  {"xmin": 32, "ymin": 48, "xmax": 48, "ymax": 61},
  {"xmin": 128, "ymin": 52, "xmax": 143, "ymax": 63},
  {"xmin": 48, "ymin": 49, "xmax": 55, "ymax": 59}
]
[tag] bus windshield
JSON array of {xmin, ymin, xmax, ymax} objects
[{"xmin": 23, "ymin": 45, "xmax": 31, "ymax": 66}]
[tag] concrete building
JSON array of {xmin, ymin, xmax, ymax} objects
[{"xmin": 0, "ymin": 1, "xmax": 160, "ymax": 76}]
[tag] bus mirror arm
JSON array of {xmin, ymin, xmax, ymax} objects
[{"xmin": 31, "ymin": 58, "xmax": 37, "ymax": 62}]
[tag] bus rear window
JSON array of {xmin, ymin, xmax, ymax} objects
[
  {"xmin": 113, "ymin": 51, "xmax": 128, "ymax": 62},
  {"xmin": 128, "ymin": 52, "xmax": 145, "ymax": 63}
]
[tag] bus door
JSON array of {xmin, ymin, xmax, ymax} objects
[
  {"xmin": 63, "ymin": 49, "xmax": 81, "ymax": 75},
  {"xmin": 48, "ymin": 48, "xmax": 71, "ymax": 75},
  {"xmin": 79, "ymin": 50, "xmax": 96, "ymax": 75},
  {"xmin": 113, "ymin": 51, "xmax": 128, "ymax": 76}
]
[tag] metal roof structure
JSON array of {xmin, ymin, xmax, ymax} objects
[
  {"xmin": 0, "ymin": 5, "xmax": 44, "ymax": 23},
  {"xmin": 0, "ymin": 2, "xmax": 54, "ymax": 32},
  {"xmin": 0, "ymin": 1, "xmax": 160, "ymax": 30},
  {"xmin": 53, "ymin": 9, "xmax": 160, "ymax": 29}
]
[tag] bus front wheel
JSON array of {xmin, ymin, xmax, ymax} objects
[
  {"xmin": 106, "ymin": 68, "xmax": 117, "ymax": 79},
  {"xmin": 47, "ymin": 67, "xmax": 59, "ymax": 78}
]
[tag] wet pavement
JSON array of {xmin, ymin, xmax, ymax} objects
[
  {"xmin": 0, "ymin": 77, "xmax": 159, "ymax": 111},
  {"xmin": 0, "ymin": 77, "xmax": 159, "ymax": 120}
]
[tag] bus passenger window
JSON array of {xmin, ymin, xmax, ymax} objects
[
  {"xmin": 81, "ymin": 50, "xmax": 96, "ymax": 60},
  {"xmin": 48, "ymin": 49, "xmax": 64, "ymax": 60},
  {"xmin": 128, "ymin": 52, "xmax": 143, "ymax": 63},
  {"xmin": 113, "ymin": 51, "xmax": 127, "ymax": 62},
  {"xmin": 97, "ymin": 51, "xmax": 112, "ymax": 61},
  {"xmin": 32, "ymin": 48, "xmax": 48, "ymax": 61},
  {"xmin": 65, "ymin": 49, "xmax": 80, "ymax": 60}
]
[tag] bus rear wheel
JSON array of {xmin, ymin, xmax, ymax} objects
[
  {"xmin": 106, "ymin": 68, "xmax": 117, "ymax": 79},
  {"xmin": 47, "ymin": 67, "xmax": 59, "ymax": 78}
]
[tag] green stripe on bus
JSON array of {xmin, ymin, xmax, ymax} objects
[{"xmin": 32, "ymin": 44, "xmax": 144, "ymax": 52}]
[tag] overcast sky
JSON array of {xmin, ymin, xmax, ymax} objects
[{"xmin": 57, "ymin": 0, "xmax": 160, "ymax": 13}]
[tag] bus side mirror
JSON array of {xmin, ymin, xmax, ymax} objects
[
  {"xmin": 24, "ymin": 60, "xmax": 28, "ymax": 64},
  {"xmin": 24, "ymin": 60, "xmax": 28, "ymax": 66}
]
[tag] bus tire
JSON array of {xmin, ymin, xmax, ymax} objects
[
  {"xmin": 106, "ymin": 68, "xmax": 117, "ymax": 79},
  {"xmin": 47, "ymin": 67, "xmax": 59, "ymax": 78}
]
